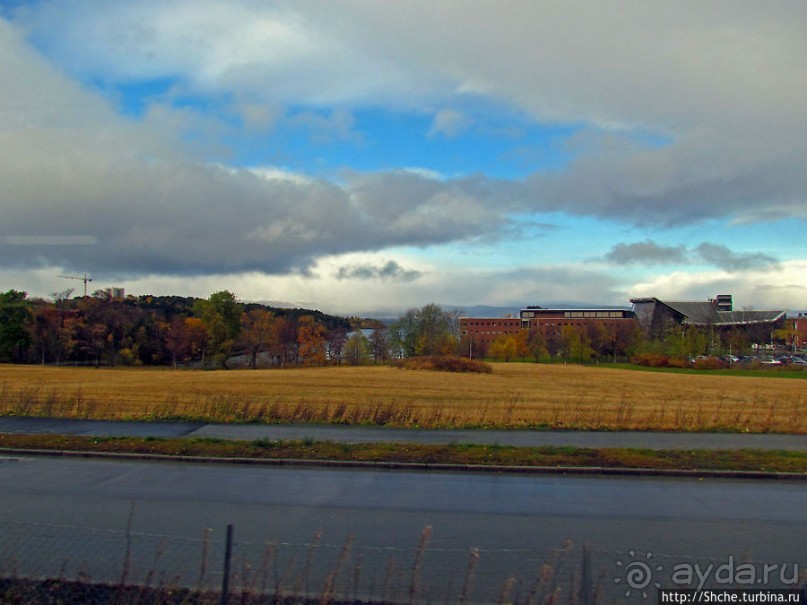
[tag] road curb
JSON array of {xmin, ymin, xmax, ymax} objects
[{"xmin": 2, "ymin": 447, "xmax": 806, "ymax": 480}]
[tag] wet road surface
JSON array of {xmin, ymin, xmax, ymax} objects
[{"xmin": 1, "ymin": 454, "xmax": 804, "ymax": 602}]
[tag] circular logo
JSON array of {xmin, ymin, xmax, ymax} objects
[{"xmin": 615, "ymin": 550, "xmax": 663, "ymax": 598}]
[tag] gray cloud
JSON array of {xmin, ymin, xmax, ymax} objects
[
  {"xmin": 604, "ymin": 240, "xmax": 688, "ymax": 265},
  {"xmin": 605, "ymin": 240, "xmax": 780, "ymax": 272},
  {"xmin": 0, "ymin": 18, "xmax": 513, "ymax": 279},
  {"xmin": 0, "ymin": 150, "xmax": 506, "ymax": 278},
  {"xmin": 336, "ymin": 260, "xmax": 422, "ymax": 282},
  {"xmin": 694, "ymin": 243, "xmax": 780, "ymax": 272},
  {"xmin": 522, "ymin": 129, "xmax": 807, "ymax": 226}
]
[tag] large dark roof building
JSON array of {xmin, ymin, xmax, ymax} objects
[{"xmin": 630, "ymin": 294, "xmax": 786, "ymax": 339}]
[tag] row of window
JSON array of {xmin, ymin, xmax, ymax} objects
[
  {"xmin": 461, "ymin": 321, "xmax": 520, "ymax": 328},
  {"xmin": 521, "ymin": 311, "xmax": 628, "ymax": 319}
]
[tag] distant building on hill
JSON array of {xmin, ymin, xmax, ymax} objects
[{"xmin": 104, "ymin": 287, "xmax": 125, "ymax": 300}]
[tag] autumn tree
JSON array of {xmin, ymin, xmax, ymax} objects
[
  {"xmin": 345, "ymin": 330, "xmax": 370, "ymax": 366},
  {"xmin": 545, "ymin": 328, "xmax": 563, "ymax": 360},
  {"xmin": 415, "ymin": 303, "xmax": 459, "ymax": 355},
  {"xmin": 165, "ymin": 315, "xmax": 211, "ymax": 368},
  {"xmin": 560, "ymin": 325, "xmax": 595, "ymax": 364},
  {"xmin": 388, "ymin": 309, "xmax": 418, "ymax": 358},
  {"xmin": 240, "ymin": 309, "xmax": 281, "ymax": 369},
  {"xmin": 165, "ymin": 316, "xmax": 188, "ymax": 368},
  {"xmin": 369, "ymin": 327, "xmax": 390, "ymax": 363},
  {"xmin": 0, "ymin": 290, "xmax": 31, "ymax": 363},
  {"xmin": 278, "ymin": 317, "xmax": 300, "ymax": 365},
  {"xmin": 297, "ymin": 315, "xmax": 326, "ymax": 365},
  {"xmin": 488, "ymin": 335, "xmax": 517, "ymax": 362},
  {"xmin": 389, "ymin": 303, "xmax": 459, "ymax": 357},
  {"xmin": 325, "ymin": 327, "xmax": 349, "ymax": 365},
  {"xmin": 527, "ymin": 328, "xmax": 548, "ymax": 362},
  {"xmin": 586, "ymin": 321, "xmax": 611, "ymax": 360},
  {"xmin": 193, "ymin": 291, "xmax": 243, "ymax": 368},
  {"xmin": 184, "ymin": 317, "xmax": 209, "ymax": 363},
  {"xmin": 28, "ymin": 304, "xmax": 64, "ymax": 365},
  {"xmin": 513, "ymin": 330, "xmax": 530, "ymax": 360},
  {"xmin": 615, "ymin": 321, "xmax": 642, "ymax": 361}
]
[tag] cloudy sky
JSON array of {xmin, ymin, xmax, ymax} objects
[{"xmin": 1, "ymin": 1, "xmax": 805, "ymax": 315}]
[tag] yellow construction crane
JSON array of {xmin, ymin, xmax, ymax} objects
[{"xmin": 58, "ymin": 274, "xmax": 94, "ymax": 297}]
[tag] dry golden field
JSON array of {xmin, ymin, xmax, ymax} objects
[{"xmin": 0, "ymin": 363, "xmax": 805, "ymax": 433}]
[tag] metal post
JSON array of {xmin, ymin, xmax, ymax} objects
[
  {"xmin": 220, "ymin": 524, "xmax": 234, "ymax": 605},
  {"xmin": 579, "ymin": 544, "xmax": 591, "ymax": 605}
]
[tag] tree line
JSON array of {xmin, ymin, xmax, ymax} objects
[
  {"xmin": 0, "ymin": 289, "xmax": 354, "ymax": 368},
  {"xmin": 0, "ymin": 291, "xmax": 466, "ymax": 368},
  {"xmin": 1, "ymin": 289, "xmax": 787, "ymax": 368}
]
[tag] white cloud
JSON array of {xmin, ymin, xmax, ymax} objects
[
  {"xmin": 629, "ymin": 260, "xmax": 807, "ymax": 310},
  {"xmin": 10, "ymin": 0, "xmax": 449, "ymax": 107},
  {"xmin": 9, "ymin": 2, "xmax": 807, "ymax": 228},
  {"xmin": 428, "ymin": 109, "xmax": 471, "ymax": 138},
  {"xmin": 247, "ymin": 166, "xmax": 312, "ymax": 185}
]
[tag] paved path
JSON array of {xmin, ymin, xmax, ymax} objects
[{"xmin": 1, "ymin": 417, "xmax": 805, "ymax": 450}]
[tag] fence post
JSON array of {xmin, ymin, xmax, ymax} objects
[
  {"xmin": 220, "ymin": 524, "xmax": 234, "ymax": 605},
  {"xmin": 579, "ymin": 543, "xmax": 591, "ymax": 605}
]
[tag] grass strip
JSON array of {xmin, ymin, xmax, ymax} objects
[
  {"xmin": 598, "ymin": 363, "xmax": 807, "ymax": 379},
  {"xmin": 1, "ymin": 434, "xmax": 806, "ymax": 474}
]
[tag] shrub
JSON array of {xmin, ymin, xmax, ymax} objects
[
  {"xmin": 631, "ymin": 353, "xmax": 691, "ymax": 368},
  {"xmin": 394, "ymin": 356, "xmax": 493, "ymax": 374},
  {"xmin": 692, "ymin": 357, "xmax": 727, "ymax": 370},
  {"xmin": 631, "ymin": 353, "xmax": 669, "ymax": 367},
  {"xmin": 666, "ymin": 357, "xmax": 691, "ymax": 369}
]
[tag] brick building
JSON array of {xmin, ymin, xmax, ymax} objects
[
  {"xmin": 783, "ymin": 313, "xmax": 807, "ymax": 351},
  {"xmin": 458, "ymin": 317, "xmax": 521, "ymax": 352},
  {"xmin": 459, "ymin": 306, "xmax": 635, "ymax": 355},
  {"xmin": 519, "ymin": 307, "xmax": 635, "ymax": 340}
]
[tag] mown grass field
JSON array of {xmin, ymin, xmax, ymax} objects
[{"xmin": 1, "ymin": 363, "xmax": 805, "ymax": 433}]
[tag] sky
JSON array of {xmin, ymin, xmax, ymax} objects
[{"xmin": 1, "ymin": 1, "xmax": 806, "ymax": 316}]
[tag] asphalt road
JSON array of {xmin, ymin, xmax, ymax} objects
[
  {"xmin": 2, "ymin": 417, "xmax": 806, "ymax": 450},
  {"xmin": 1, "ymin": 455, "xmax": 804, "ymax": 602}
]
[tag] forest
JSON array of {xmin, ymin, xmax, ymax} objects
[{"xmin": 0, "ymin": 289, "xmax": 359, "ymax": 368}]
